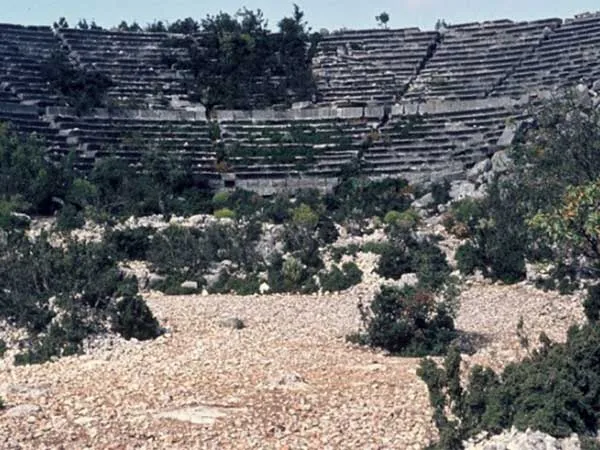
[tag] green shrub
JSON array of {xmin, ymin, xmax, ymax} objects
[
  {"xmin": 326, "ymin": 177, "xmax": 412, "ymax": 222},
  {"xmin": 455, "ymin": 242, "xmax": 481, "ymax": 276},
  {"xmin": 292, "ymin": 203, "xmax": 319, "ymax": 228},
  {"xmin": 320, "ymin": 262, "xmax": 363, "ymax": 292},
  {"xmin": 214, "ymin": 207, "xmax": 236, "ymax": 219},
  {"xmin": 444, "ymin": 198, "xmax": 484, "ymax": 237},
  {"xmin": 419, "ymin": 323, "xmax": 600, "ymax": 448},
  {"xmin": 431, "ymin": 179, "xmax": 451, "ymax": 206},
  {"xmin": 1, "ymin": 233, "xmax": 161, "ymax": 364},
  {"xmin": 212, "ymin": 190, "xmax": 230, "ymax": 206},
  {"xmin": 209, "ymin": 272, "xmax": 261, "ymax": 295},
  {"xmin": 383, "ymin": 210, "xmax": 402, "ymax": 225},
  {"xmin": 394, "ymin": 208, "xmax": 421, "ymax": 231},
  {"xmin": 55, "ymin": 204, "xmax": 85, "ymax": 231},
  {"xmin": 456, "ymin": 181, "xmax": 527, "ymax": 284},
  {"xmin": 584, "ymin": 285, "xmax": 600, "ymax": 323},
  {"xmin": 146, "ymin": 222, "xmax": 262, "ymax": 293},
  {"xmin": 316, "ymin": 215, "xmax": 339, "ymax": 245},
  {"xmin": 354, "ymin": 285, "xmax": 457, "ymax": 356},
  {"xmin": 111, "ymin": 295, "xmax": 162, "ymax": 341},
  {"xmin": 0, "ymin": 339, "xmax": 6, "ymax": 357},
  {"xmin": 105, "ymin": 227, "xmax": 153, "ymax": 260},
  {"xmin": 377, "ymin": 234, "xmax": 451, "ymax": 291},
  {"xmin": 377, "ymin": 243, "xmax": 413, "ymax": 280}
]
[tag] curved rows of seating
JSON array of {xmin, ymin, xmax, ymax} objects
[
  {"xmin": 491, "ymin": 12, "xmax": 600, "ymax": 97},
  {"xmin": 49, "ymin": 112, "xmax": 216, "ymax": 175},
  {"xmin": 312, "ymin": 28, "xmax": 438, "ymax": 104},
  {"xmin": 0, "ymin": 24, "xmax": 60, "ymax": 105},
  {"xmin": 361, "ymin": 105, "xmax": 513, "ymax": 181},
  {"xmin": 58, "ymin": 29, "xmax": 191, "ymax": 108},
  {"xmin": 404, "ymin": 19, "xmax": 560, "ymax": 101}
]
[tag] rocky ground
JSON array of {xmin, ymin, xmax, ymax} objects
[{"xmin": 0, "ymin": 281, "xmax": 585, "ymax": 449}]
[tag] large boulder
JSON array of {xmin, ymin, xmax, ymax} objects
[
  {"xmin": 467, "ymin": 159, "xmax": 492, "ymax": 183},
  {"xmin": 491, "ymin": 150, "xmax": 513, "ymax": 174}
]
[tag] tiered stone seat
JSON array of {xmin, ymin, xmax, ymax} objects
[
  {"xmin": 217, "ymin": 117, "xmax": 369, "ymax": 180},
  {"xmin": 405, "ymin": 19, "xmax": 561, "ymax": 102},
  {"xmin": 0, "ymin": 24, "xmax": 61, "ymax": 105},
  {"xmin": 363, "ymin": 106, "xmax": 512, "ymax": 181},
  {"xmin": 59, "ymin": 29, "xmax": 191, "ymax": 108},
  {"xmin": 492, "ymin": 13, "xmax": 600, "ymax": 97},
  {"xmin": 51, "ymin": 112, "xmax": 215, "ymax": 174},
  {"xmin": 313, "ymin": 28, "xmax": 438, "ymax": 104},
  {"xmin": 0, "ymin": 103, "xmax": 68, "ymax": 155}
]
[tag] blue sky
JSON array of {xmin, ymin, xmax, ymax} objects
[{"xmin": 3, "ymin": 0, "xmax": 599, "ymax": 31}]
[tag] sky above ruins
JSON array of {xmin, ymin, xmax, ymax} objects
[{"xmin": 5, "ymin": 0, "xmax": 600, "ymax": 31}]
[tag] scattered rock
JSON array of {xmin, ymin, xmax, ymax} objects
[
  {"xmin": 180, "ymin": 281, "xmax": 199, "ymax": 290},
  {"xmin": 147, "ymin": 273, "xmax": 166, "ymax": 288},
  {"xmin": 5, "ymin": 404, "xmax": 42, "ymax": 417},
  {"xmin": 491, "ymin": 150, "xmax": 513, "ymax": 174},
  {"xmin": 219, "ymin": 318, "xmax": 245, "ymax": 330},
  {"xmin": 450, "ymin": 180, "xmax": 477, "ymax": 200},
  {"xmin": 154, "ymin": 405, "xmax": 230, "ymax": 425},
  {"xmin": 467, "ymin": 159, "xmax": 492, "ymax": 182},
  {"xmin": 399, "ymin": 273, "xmax": 419, "ymax": 287},
  {"xmin": 259, "ymin": 282, "xmax": 270, "ymax": 294},
  {"xmin": 412, "ymin": 193, "xmax": 434, "ymax": 210},
  {"xmin": 464, "ymin": 427, "xmax": 581, "ymax": 450}
]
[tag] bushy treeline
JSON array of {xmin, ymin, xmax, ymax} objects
[
  {"xmin": 168, "ymin": 6, "xmax": 320, "ymax": 110},
  {"xmin": 442, "ymin": 93, "xmax": 600, "ymax": 290}
]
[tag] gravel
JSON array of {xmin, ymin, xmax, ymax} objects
[{"xmin": 0, "ymin": 281, "xmax": 585, "ymax": 449}]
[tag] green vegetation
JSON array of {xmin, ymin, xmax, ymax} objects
[
  {"xmin": 419, "ymin": 324, "xmax": 600, "ymax": 448},
  {"xmin": 42, "ymin": 50, "xmax": 113, "ymax": 114},
  {"xmin": 1, "ymin": 233, "xmax": 161, "ymax": 365},
  {"xmin": 166, "ymin": 6, "xmax": 319, "ymax": 110},
  {"xmin": 351, "ymin": 283, "xmax": 457, "ymax": 356}
]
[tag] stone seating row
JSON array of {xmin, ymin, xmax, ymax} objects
[{"xmin": 491, "ymin": 13, "xmax": 600, "ymax": 97}]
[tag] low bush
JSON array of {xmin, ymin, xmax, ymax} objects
[
  {"xmin": 443, "ymin": 198, "xmax": 484, "ymax": 238},
  {"xmin": 209, "ymin": 272, "xmax": 261, "ymax": 295},
  {"xmin": 146, "ymin": 222, "xmax": 262, "ymax": 293},
  {"xmin": 320, "ymin": 262, "xmax": 363, "ymax": 292},
  {"xmin": 292, "ymin": 203, "xmax": 319, "ymax": 228},
  {"xmin": 111, "ymin": 295, "xmax": 162, "ymax": 341},
  {"xmin": 353, "ymin": 284, "xmax": 457, "ymax": 356},
  {"xmin": 326, "ymin": 177, "xmax": 412, "ymax": 222},
  {"xmin": 55, "ymin": 204, "xmax": 85, "ymax": 231},
  {"xmin": 105, "ymin": 227, "xmax": 153, "ymax": 260},
  {"xmin": 431, "ymin": 179, "xmax": 451, "ymax": 207},
  {"xmin": 377, "ymin": 233, "xmax": 451, "ymax": 291},
  {"xmin": 584, "ymin": 285, "xmax": 600, "ymax": 323},
  {"xmin": 419, "ymin": 323, "xmax": 600, "ymax": 448},
  {"xmin": 453, "ymin": 181, "xmax": 527, "ymax": 284},
  {"xmin": 383, "ymin": 210, "xmax": 403, "ymax": 226},
  {"xmin": 214, "ymin": 207, "xmax": 236, "ymax": 219},
  {"xmin": 0, "ymin": 233, "xmax": 161, "ymax": 364}
]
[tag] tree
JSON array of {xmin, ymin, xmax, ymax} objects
[
  {"xmin": 376, "ymin": 12, "xmax": 390, "ymax": 29},
  {"xmin": 168, "ymin": 17, "xmax": 199, "ymax": 34},
  {"xmin": 53, "ymin": 17, "xmax": 69, "ymax": 30}
]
